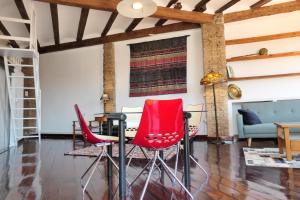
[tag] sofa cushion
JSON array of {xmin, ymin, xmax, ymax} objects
[
  {"xmin": 241, "ymin": 100, "xmax": 300, "ymax": 123},
  {"xmin": 244, "ymin": 123, "xmax": 275, "ymax": 135},
  {"xmin": 238, "ymin": 109, "xmax": 262, "ymax": 125},
  {"xmin": 244, "ymin": 123, "xmax": 300, "ymax": 135}
]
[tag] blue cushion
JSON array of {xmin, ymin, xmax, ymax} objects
[
  {"xmin": 244, "ymin": 123, "xmax": 276, "ymax": 135},
  {"xmin": 238, "ymin": 109, "xmax": 262, "ymax": 125}
]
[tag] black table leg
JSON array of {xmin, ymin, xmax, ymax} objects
[
  {"xmin": 183, "ymin": 112, "xmax": 191, "ymax": 189},
  {"xmin": 107, "ymin": 120, "xmax": 113, "ymax": 199},
  {"xmin": 119, "ymin": 119, "xmax": 126, "ymax": 199},
  {"xmin": 159, "ymin": 150, "xmax": 164, "ymax": 183}
]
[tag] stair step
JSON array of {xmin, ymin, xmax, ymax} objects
[
  {"xmin": 14, "ymin": 117, "xmax": 37, "ymax": 120},
  {"xmin": 8, "ymin": 76, "xmax": 34, "ymax": 79},
  {"xmin": 10, "ymin": 87, "xmax": 35, "ymax": 89},
  {"xmin": 16, "ymin": 127, "xmax": 37, "ymax": 130},
  {"xmin": 17, "ymin": 135, "xmax": 39, "ymax": 139},
  {"xmin": 13, "ymin": 108, "xmax": 37, "ymax": 110},
  {"xmin": 15, "ymin": 98, "xmax": 36, "ymax": 100},
  {"xmin": 8, "ymin": 64, "xmax": 33, "ymax": 67}
]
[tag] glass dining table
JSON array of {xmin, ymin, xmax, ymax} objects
[{"xmin": 94, "ymin": 110, "xmax": 206, "ymax": 199}]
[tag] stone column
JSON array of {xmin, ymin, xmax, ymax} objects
[
  {"xmin": 103, "ymin": 43, "xmax": 116, "ymax": 112},
  {"xmin": 202, "ymin": 14, "xmax": 229, "ymax": 138}
]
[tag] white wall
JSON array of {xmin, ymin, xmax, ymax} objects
[
  {"xmin": 40, "ymin": 45, "xmax": 103, "ymax": 134},
  {"xmin": 225, "ymin": 11, "xmax": 300, "ymax": 135},
  {"xmin": 114, "ymin": 29, "xmax": 207, "ymax": 134}
]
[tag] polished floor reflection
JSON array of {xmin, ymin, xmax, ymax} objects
[{"xmin": 0, "ymin": 139, "xmax": 299, "ymax": 200}]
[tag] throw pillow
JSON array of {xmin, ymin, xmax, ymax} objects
[{"xmin": 238, "ymin": 109, "xmax": 262, "ymax": 125}]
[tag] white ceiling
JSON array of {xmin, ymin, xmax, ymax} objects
[{"xmin": 0, "ymin": 0, "xmax": 295, "ymax": 47}]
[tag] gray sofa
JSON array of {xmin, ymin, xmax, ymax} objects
[{"xmin": 237, "ymin": 99, "xmax": 300, "ymax": 146}]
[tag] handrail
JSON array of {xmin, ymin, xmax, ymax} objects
[
  {"xmin": 0, "ymin": 16, "xmax": 31, "ymax": 24},
  {"xmin": 0, "ymin": 35, "xmax": 31, "ymax": 42}
]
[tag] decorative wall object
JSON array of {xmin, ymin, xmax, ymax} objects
[
  {"xmin": 228, "ymin": 84, "xmax": 242, "ymax": 99},
  {"xmin": 129, "ymin": 36, "xmax": 187, "ymax": 97},
  {"xmin": 226, "ymin": 64, "xmax": 234, "ymax": 78}
]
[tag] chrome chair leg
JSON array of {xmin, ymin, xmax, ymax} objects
[
  {"xmin": 129, "ymin": 158, "xmax": 153, "ymax": 187},
  {"xmin": 140, "ymin": 151, "xmax": 159, "ymax": 200},
  {"xmin": 82, "ymin": 150, "xmax": 105, "ymax": 199},
  {"xmin": 157, "ymin": 155, "xmax": 194, "ymax": 199},
  {"xmin": 126, "ymin": 146, "xmax": 137, "ymax": 170},
  {"xmin": 104, "ymin": 148, "xmax": 131, "ymax": 186},
  {"xmin": 125, "ymin": 145, "xmax": 136, "ymax": 157},
  {"xmin": 190, "ymin": 155, "xmax": 208, "ymax": 177},
  {"xmin": 139, "ymin": 147, "xmax": 150, "ymax": 159},
  {"xmin": 139, "ymin": 147, "xmax": 162, "ymax": 175},
  {"xmin": 80, "ymin": 149, "xmax": 103, "ymax": 185},
  {"xmin": 177, "ymin": 144, "xmax": 208, "ymax": 180},
  {"xmin": 173, "ymin": 142, "xmax": 180, "ymax": 183}
]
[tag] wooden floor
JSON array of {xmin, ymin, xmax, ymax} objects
[{"xmin": 0, "ymin": 139, "xmax": 300, "ymax": 200}]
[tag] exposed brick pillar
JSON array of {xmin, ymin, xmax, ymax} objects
[
  {"xmin": 103, "ymin": 43, "xmax": 116, "ymax": 112},
  {"xmin": 202, "ymin": 14, "xmax": 229, "ymax": 138}
]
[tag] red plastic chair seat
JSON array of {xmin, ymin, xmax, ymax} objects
[
  {"xmin": 74, "ymin": 104, "xmax": 119, "ymax": 144},
  {"xmin": 131, "ymin": 99, "xmax": 184, "ymax": 149}
]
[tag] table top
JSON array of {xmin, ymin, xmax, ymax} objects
[
  {"xmin": 274, "ymin": 122, "xmax": 300, "ymax": 128},
  {"xmin": 94, "ymin": 110, "xmax": 207, "ymax": 116}
]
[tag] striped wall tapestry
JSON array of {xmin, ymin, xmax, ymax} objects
[{"xmin": 129, "ymin": 36, "xmax": 187, "ymax": 97}]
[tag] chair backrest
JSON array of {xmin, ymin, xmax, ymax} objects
[
  {"xmin": 121, "ymin": 106, "xmax": 143, "ymax": 128},
  {"xmin": 186, "ymin": 104, "xmax": 204, "ymax": 127},
  {"xmin": 74, "ymin": 104, "xmax": 104, "ymax": 144},
  {"xmin": 131, "ymin": 99, "xmax": 184, "ymax": 149}
]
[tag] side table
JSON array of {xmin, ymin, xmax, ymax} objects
[{"xmin": 274, "ymin": 122, "xmax": 300, "ymax": 161}]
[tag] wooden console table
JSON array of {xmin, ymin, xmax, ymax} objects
[{"xmin": 274, "ymin": 122, "xmax": 300, "ymax": 161}]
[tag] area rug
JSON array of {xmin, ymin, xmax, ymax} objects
[
  {"xmin": 243, "ymin": 148, "xmax": 300, "ymax": 168},
  {"xmin": 65, "ymin": 144, "xmax": 176, "ymax": 159}
]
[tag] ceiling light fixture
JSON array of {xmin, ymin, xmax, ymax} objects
[
  {"xmin": 132, "ymin": 1, "xmax": 143, "ymax": 10},
  {"xmin": 117, "ymin": 0, "xmax": 157, "ymax": 18}
]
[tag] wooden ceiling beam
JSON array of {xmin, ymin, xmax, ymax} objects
[
  {"xmin": 125, "ymin": 18, "xmax": 143, "ymax": 32},
  {"xmin": 215, "ymin": 0, "xmax": 240, "ymax": 13},
  {"xmin": 77, "ymin": 8, "xmax": 89, "ymax": 41},
  {"xmin": 224, "ymin": 1, "xmax": 300, "ymax": 23},
  {"xmin": 155, "ymin": 2, "xmax": 181, "ymax": 27},
  {"xmin": 153, "ymin": 6, "xmax": 213, "ymax": 23},
  {"xmin": 250, "ymin": 0, "xmax": 272, "ymax": 9},
  {"xmin": 14, "ymin": 0, "xmax": 41, "ymax": 49},
  {"xmin": 101, "ymin": 11, "xmax": 118, "ymax": 37},
  {"xmin": 226, "ymin": 30, "xmax": 300, "ymax": 45},
  {"xmin": 50, "ymin": 3, "xmax": 60, "ymax": 45},
  {"xmin": 0, "ymin": 21, "xmax": 19, "ymax": 48},
  {"xmin": 193, "ymin": 0, "xmax": 211, "ymax": 12},
  {"xmin": 39, "ymin": 22, "xmax": 200, "ymax": 54},
  {"xmin": 35, "ymin": 0, "xmax": 214, "ymax": 24}
]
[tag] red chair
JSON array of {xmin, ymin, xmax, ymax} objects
[
  {"xmin": 74, "ymin": 104, "xmax": 120, "ymax": 198},
  {"xmin": 129, "ymin": 99, "xmax": 194, "ymax": 199}
]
